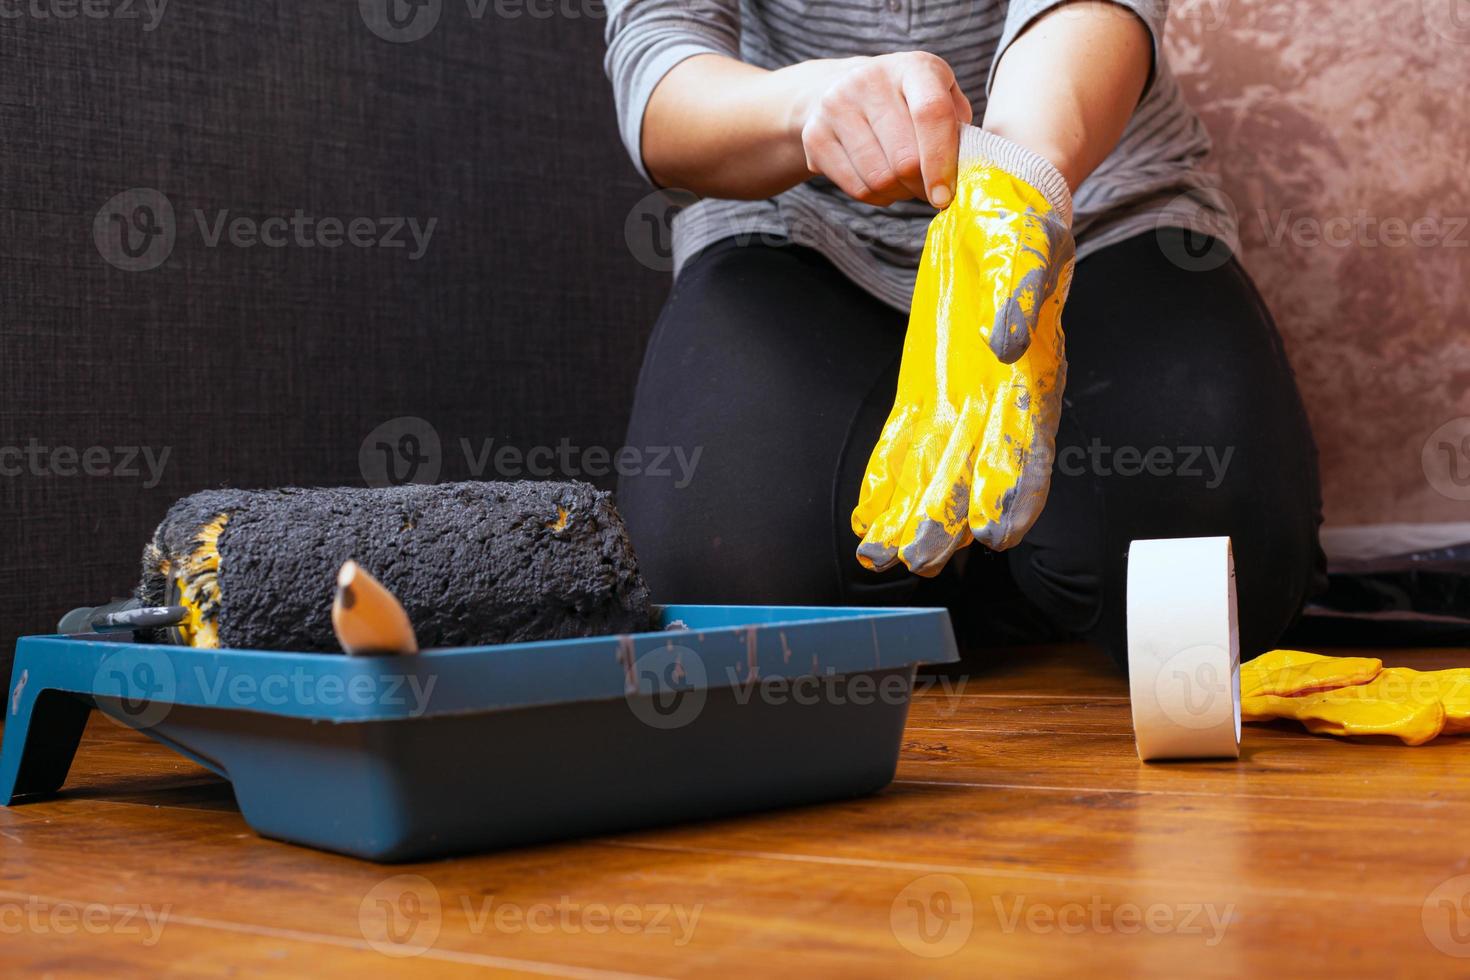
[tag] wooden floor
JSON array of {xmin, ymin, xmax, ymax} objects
[{"xmin": 4, "ymin": 643, "xmax": 1469, "ymax": 978}]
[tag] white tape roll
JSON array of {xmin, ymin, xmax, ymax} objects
[{"xmin": 1126, "ymin": 536, "xmax": 1241, "ymax": 762}]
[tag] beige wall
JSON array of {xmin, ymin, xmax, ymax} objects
[{"xmin": 1165, "ymin": 0, "xmax": 1470, "ymax": 527}]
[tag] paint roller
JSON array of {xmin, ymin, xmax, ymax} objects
[
  {"xmin": 63, "ymin": 562, "xmax": 426, "ymax": 656},
  {"xmin": 127, "ymin": 480, "xmax": 656, "ymax": 652}
]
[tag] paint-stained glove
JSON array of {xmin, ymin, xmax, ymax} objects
[
  {"xmin": 1239, "ymin": 649, "xmax": 1383, "ymax": 698},
  {"xmin": 1240, "ymin": 649, "xmax": 1470, "ymax": 746},
  {"xmin": 853, "ymin": 127, "xmax": 1075, "ymax": 575}
]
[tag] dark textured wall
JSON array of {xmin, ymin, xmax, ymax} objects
[{"xmin": 0, "ymin": 3, "xmax": 669, "ymax": 675}]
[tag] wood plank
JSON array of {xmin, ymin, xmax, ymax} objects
[
  {"xmin": 0, "ymin": 792, "xmax": 1455, "ymax": 978},
  {"xmin": 922, "ymin": 643, "xmax": 1124, "ymax": 698}
]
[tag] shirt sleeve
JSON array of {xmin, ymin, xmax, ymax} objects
[
  {"xmin": 986, "ymin": 0, "xmax": 1167, "ymax": 100},
  {"xmin": 604, "ymin": 0, "xmax": 742, "ymax": 182}
]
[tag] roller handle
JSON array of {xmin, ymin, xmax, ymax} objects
[{"xmin": 58, "ymin": 599, "xmax": 186, "ymax": 636}]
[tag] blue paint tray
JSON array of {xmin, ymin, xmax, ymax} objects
[{"xmin": 2, "ymin": 605, "xmax": 957, "ymax": 861}]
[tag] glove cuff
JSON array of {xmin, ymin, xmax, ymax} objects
[{"xmin": 959, "ymin": 126, "xmax": 1073, "ymax": 228}]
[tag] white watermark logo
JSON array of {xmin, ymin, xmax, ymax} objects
[
  {"xmin": 890, "ymin": 874, "xmax": 974, "ymax": 958},
  {"xmin": 1155, "ymin": 192, "xmax": 1236, "ymax": 272},
  {"xmin": 360, "ymin": 416, "xmax": 444, "ymax": 488},
  {"xmin": 623, "ymin": 643, "xmax": 708, "ymax": 730},
  {"xmin": 358, "ymin": 0, "xmax": 606, "ymax": 40},
  {"xmin": 359, "ymin": 0, "xmax": 442, "ymax": 42},
  {"xmin": 1423, "ymin": 416, "xmax": 1470, "ymax": 501},
  {"xmin": 92, "ymin": 647, "xmax": 178, "ymax": 729},
  {"xmin": 1424, "ymin": 874, "xmax": 1470, "ymax": 957},
  {"xmin": 1422, "ymin": 0, "xmax": 1470, "ymax": 44},
  {"xmin": 1152, "ymin": 644, "xmax": 1234, "ymax": 731},
  {"xmin": 360, "ymin": 874, "xmax": 443, "ymax": 957},
  {"xmin": 94, "ymin": 187, "xmax": 175, "ymax": 272}
]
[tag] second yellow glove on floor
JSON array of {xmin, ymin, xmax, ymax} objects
[
  {"xmin": 853, "ymin": 127, "xmax": 1076, "ymax": 576},
  {"xmin": 1240, "ymin": 649, "xmax": 1470, "ymax": 745}
]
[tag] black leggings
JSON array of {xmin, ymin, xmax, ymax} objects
[{"xmin": 617, "ymin": 230, "xmax": 1326, "ymax": 670}]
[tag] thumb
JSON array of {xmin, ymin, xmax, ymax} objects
[{"xmin": 988, "ymin": 262, "xmax": 1046, "ymax": 364}]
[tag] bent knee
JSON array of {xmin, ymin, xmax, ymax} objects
[{"xmin": 1008, "ymin": 474, "xmax": 1324, "ymax": 671}]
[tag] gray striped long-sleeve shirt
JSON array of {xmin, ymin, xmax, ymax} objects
[{"xmin": 604, "ymin": 0, "xmax": 1238, "ymax": 312}]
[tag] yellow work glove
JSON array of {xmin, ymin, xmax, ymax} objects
[
  {"xmin": 1239, "ymin": 648, "xmax": 1383, "ymax": 699},
  {"xmin": 1240, "ymin": 649, "xmax": 1470, "ymax": 745},
  {"xmin": 853, "ymin": 127, "xmax": 1075, "ymax": 576}
]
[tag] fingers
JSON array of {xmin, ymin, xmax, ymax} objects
[
  {"xmin": 800, "ymin": 52, "xmax": 970, "ymax": 208},
  {"xmin": 988, "ymin": 262, "xmax": 1044, "ymax": 363},
  {"xmin": 967, "ymin": 376, "xmax": 1030, "ymax": 552},
  {"xmin": 900, "ymin": 63, "xmax": 964, "ymax": 208},
  {"xmin": 857, "ymin": 396, "xmax": 985, "ymax": 577},
  {"xmin": 865, "ymin": 86, "xmax": 930, "ymax": 204},
  {"xmin": 857, "ymin": 423, "xmax": 936, "ymax": 572},
  {"xmin": 950, "ymin": 83, "xmax": 974, "ymax": 126},
  {"xmin": 802, "ymin": 118, "xmax": 890, "ymax": 206},
  {"xmin": 852, "ymin": 404, "xmax": 920, "ymax": 537},
  {"xmin": 969, "ymin": 352, "xmax": 1065, "ymax": 553},
  {"xmin": 894, "ymin": 395, "xmax": 986, "ymax": 576},
  {"xmin": 987, "ymin": 209, "xmax": 1073, "ymax": 363},
  {"xmin": 822, "ymin": 107, "xmax": 909, "ymax": 207}
]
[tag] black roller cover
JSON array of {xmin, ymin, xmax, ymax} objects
[{"xmin": 137, "ymin": 481, "xmax": 657, "ymax": 651}]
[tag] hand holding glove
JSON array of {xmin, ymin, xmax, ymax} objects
[{"xmin": 853, "ymin": 127, "xmax": 1076, "ymax": 576}]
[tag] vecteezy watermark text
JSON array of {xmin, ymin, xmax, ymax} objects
[
  {"xmin": 624, "ymin": 188, "xmax": 921, "ymax": 273},
  {"xmin": 460, "ymin": 895, "xmax": 700, "ymax": 944},
  {"xmin": 0, "ymin": 440, "xmax": 170, "ymax": 488},
  {"xmin": 195, "ymin": 210, "xmax": 436, "ymax": 259},
  {"xmin": 0, "ymin": 0, "xmax": 168, "ymax": 30},
  {"xmin": 1258, "ymin": 210, "xmax": 1469, "ymax": 249},
  {"xmin": 357, "ymin": 875, "xmax": 701, "ymax": 958},
  {"xmin": 359, "ymin": 416, "xmax": 703, "ymax": 489},
  {"xmin": 888, "ymin": 877, "xmax": 1234, "ymax": 958},
  {"xmin": 95, "ymin": 188, "xmax": 436, "ymax": 272},
  {"xmin": 992, "ymin": 895, "xmax": 1234, "ymax": 946},
  {"xmin": 1056, "ymin": 440, "xmax": 1234, "ymax": 489},
  {"xmin": 0, "ymin": 896, "xmax": 171, "ymax": 946},
  {"xmin": 622, "ymin": 642, "xmax": 968, "ymax": 731},
  {"xmin": 92, "ymin": 649, "xmax": 439, "ymax": 731},
  {"xmin": 461, "ymin": 437, "xmax": 701, "ymax": 488}
]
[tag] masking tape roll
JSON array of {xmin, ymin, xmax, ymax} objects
[{"xmin": 1126, "ymin": 536, "xmax": 1241, "ymax": 762}]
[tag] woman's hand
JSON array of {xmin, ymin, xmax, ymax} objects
[
  {"xmin": 791, "ymin": 53, "xmax": 974, "ymax": 209},
  {"xmin": 636, "ymin": 3, "xmax": 1144, "ymax": 205},
  {"xmin": 640, "ymin": 52, "xmax": 971, "ymax": 206}
]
